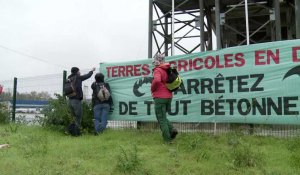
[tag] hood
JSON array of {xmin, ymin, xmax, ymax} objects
[
  {"xmin": 157, "ymin": 63, "xmax": 170, "ymax": 70},
  {"xmin": 68, "ymin": 73, "xmax": 76, "ymax": 79}
]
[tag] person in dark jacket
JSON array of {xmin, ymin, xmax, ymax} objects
[
  {"xmin": 91, "ymin": 73, "xmax": 113, "ymax": 134},
  {"xmin": 68, "ymin": 67, "xmax": 95, "ymax": 128},
  {"xmin": 151, "ymin": 54, "xmax": 178, "ymax": 143}
]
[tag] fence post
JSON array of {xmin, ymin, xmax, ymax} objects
[
  {"xmin": 249, "ymin": 124, "xmax": 254, "ymax": 135},
  {"xmin": 63, "ymin": 70, "xmax": 67, "ymax": 97},
  {"xmin": 214, "ymin": 121, "xmax": 217, "ymax": 135},
  {"xmin": 137, "ymin": 121, "xmax": 142, "ymax": 129},
  {"xmin": 12, "ymin": 77, "xmax": 17, "ymax": 122}
]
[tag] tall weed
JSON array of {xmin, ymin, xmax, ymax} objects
[
  {"xmin": 18, "ymin": 135, "xmax": 48, "ymax": 158},
  {"xmin": 116, "ymin": 145, "xmax": 141, "ymax": 173},
  {"xmin": 231, "ymin": 141, "xmax": 265, "ymax": 168},
  {"xmin": 287, "ymin": 137, "xmax": 300, "ymax": 169}
]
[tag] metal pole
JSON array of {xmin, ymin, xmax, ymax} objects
[
  {"xmin": 199, "ymin": 0, "xmax": 205, "ymax": 52},
  {"xmin": 148, "ymin": 0, "xmax": 153, "ymax": 58},
  {"xmin": 12, "ymin": 77, "xmax": 17, "ymax": 122},
  {"xmin": 286, "ymin": 6, "xmax": 292, "ymax": 40},
  {"xmin": 206, "ymin": 7, "xmax": 213, "ymax": 50},
  {"xmin": 245, "ymin": 0, "xmax": 250, "ymax": 45},
  {"xmin": 164, "ymin": 16, "xmax": 169, "ymax": 56},
  {"xmin": 296, "ymin": 0, "xmax": 300, "ymax": 39},
  {"xmin": 171, "ymin": 0, "xmax": 175, "ymax": 56},
  {"xmin": 63, "ymin": 70, "xmax": 67, "ymax": 97},
  {"xmin": 274, "ymin": 0, "xmax": 281, "ymax": 40},
  {"xmin": 215, "ymin": 0, "xmax": 221, "ymax": 49}
]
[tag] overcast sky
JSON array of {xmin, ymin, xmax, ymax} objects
[{"xmin": 0, "ymin": 0, "xmax": 149, "ymax": 81}]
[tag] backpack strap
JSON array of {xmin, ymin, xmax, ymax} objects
[{"xmin": 68, "ymin": 75, "xmax": 77, "ymax": 85}]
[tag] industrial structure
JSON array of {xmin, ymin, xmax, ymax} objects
[{"xmin": 148, "ymin": 0, "xmax": 299, "ymax": 57}]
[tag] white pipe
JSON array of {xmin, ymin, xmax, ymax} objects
[
  {"xmin": 171, "ymin": 0, "xmax": 175, "ymax": 55},
  {"xmin": 245, "ymin": 0, "xmax": 250, "ymax": 45}
]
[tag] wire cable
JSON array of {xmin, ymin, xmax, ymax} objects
[{"xmin": 0, "ymin": 44, "xmax": 68, "ymax": 69}]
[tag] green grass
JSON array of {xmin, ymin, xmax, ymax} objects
[{"xmin": 0, "ymin": 125, "xmax": 299, "ymax": 175}]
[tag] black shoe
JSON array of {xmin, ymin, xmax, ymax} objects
[{"xmin": 170, "ymin": 129, "xmax": 178, "ymax": 139}]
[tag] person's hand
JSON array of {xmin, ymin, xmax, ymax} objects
[{"xmin": 91, "ymin": 67, "xmax": 96, "ymax": 71}]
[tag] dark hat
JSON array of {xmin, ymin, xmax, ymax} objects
[
  {"xmin": 95, "ymin": 73, "xmax": 104, "ymax": 82},
  {"xmin": 71, "ymin": 67, "xmax": 79, "ymax": 74}
]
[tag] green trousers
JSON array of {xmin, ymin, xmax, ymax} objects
[{"xmin": 154, "ymin": 98, "xmax": 173, "ymax": 142}]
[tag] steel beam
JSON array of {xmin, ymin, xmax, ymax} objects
[
  {"xmin": 153, "ymin": 31, "xmax": 161, "ymax": 54},
  {"xmin": 153, "ymin": 4, "xmax": 166, "ymax": 34},
  {"xmin": 224, "ymin": 23, "xmax": 256, "ymax": 43},
  {"xmin": 286, "ymin": 5, "xmax": 292, "ymax": 40},
  {"xmin": 215, "ymin": 0, "xmax": 222, "ymax": 49},
  {"xmin": 151, "ymin": 0, "xmax": 292, "ymax": 55},
  {"xmin": 175, "ymin": 35, "xmax": 201, "ymax": 39},
  {"xmin": 174, "ymin": 18, "xmax": 201, "ymax": 32},
  {"xmin": 148, "ymin": 0, "xmax": 153, "ymax": 58},
  {"xmin": 274, "ymin": 0, "xmax": 281, "ymax": 40},
  {"xmin": 199, "ymin": 0, "xmax": 205, "ymax": 51},
  {"xmin": 239, "ymin": 20, "xmax": 271, "ymax": 45},
  {"xmin": 154, "ymin": 0, "xmax": 190, "ymax": 22},
  {"xmin": 296, "ymin": 0, "xmax": 300, "ymax": 39},
  {"xmin": 153, "ymin": 19, "xmax": 198, "ymax": 26},
  {"xmin": 164, "ymin": 16, "xmax": 169, "ymax": 56},
  {"xmin": 206, "ymin": 6, "xmax": 213, "ymax": 50}
]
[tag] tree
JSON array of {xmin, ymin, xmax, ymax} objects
[
  {"xmin": 0, "ymin": 91, "xmax": 52, "ymax": 101},
  {"xmin": 0, "ymin": 92, "xmax": 12, "ymax": 101},
  {"xmin": 17, "ymin": 91, "xmax": 52, "ymax": 100}
]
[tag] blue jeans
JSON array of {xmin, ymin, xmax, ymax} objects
[
  {"xmin": 93, "ymin": 103, "xmax": 110, "ymax": 133},
  {"xmin": 68, "ymin": 99, "xmax": 82, "ymax": 127}
]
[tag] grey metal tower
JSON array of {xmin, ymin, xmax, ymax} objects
[{"xmin": 148, "ymin": 0, "xmax": 299, "ymax": 58}]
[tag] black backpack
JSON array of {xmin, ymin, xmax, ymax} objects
[
  {"xmin": 165, "ymin": 67, "xmax": 183, "ymax": 92},
  {"xmin": 64, "ymin": 76, "xmax": 77, "ymax": 97}
]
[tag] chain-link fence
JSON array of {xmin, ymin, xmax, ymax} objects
[
  {"xmin": 0, "ymin": 73, "xmax": 62, "ymax": 124},
  {"xmin": 1, "ymin": 71, "xmax": 300, "ymax": 138}
]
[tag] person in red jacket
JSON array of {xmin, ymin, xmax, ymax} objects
[{"xmin": 151, "ymin": 54, "xmax": 178, "ymax": 143}]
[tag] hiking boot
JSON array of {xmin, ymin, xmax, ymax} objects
[{"xmin": 171, "ymin": 128, "xmax": 178, "ymax": 139}]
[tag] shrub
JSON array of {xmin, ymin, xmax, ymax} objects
[
  {"xmin": 81, "ymin": 100, "xmax": 94, "ymax": 133},
  {"xmin": 42, "ymin": 94, "xmax": 94, "ymax": 132},
  {"xmin": 42, "ymin": 94, "xmax": 71, "ymax": 128},
  {"xmin": 0, "ymin": 103, "xmax": 10, "ymax": 124}
]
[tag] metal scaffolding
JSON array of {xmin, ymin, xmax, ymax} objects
[{"xmin": 148, "ymin": 0, "xmax": 299, "ymax": 58}]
